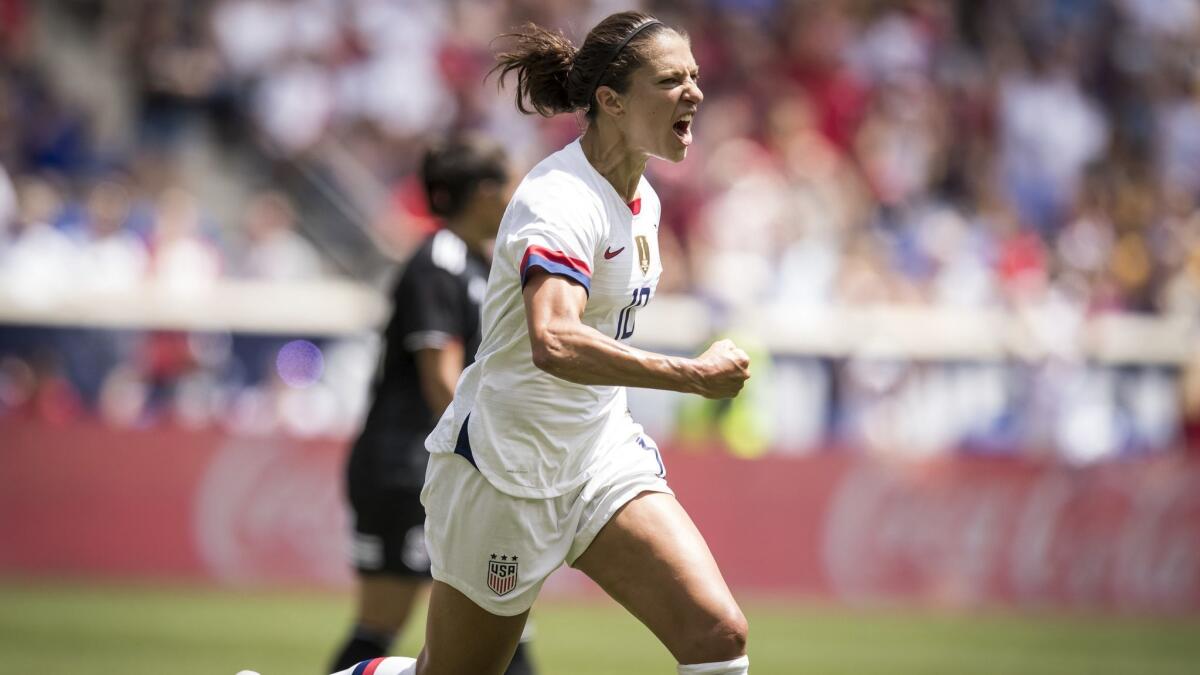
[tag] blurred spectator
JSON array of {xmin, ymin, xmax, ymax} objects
[
  {"xmin": 996, "ymin": 44, "xmax": 1109, "ymax": 235},
  {"xmin": 149, "ymin": 186, "xmax": 223, "ymax": 292},
  {"xmin": 73, "ymin": 177, "xmax": 148, "ymax": 292},
  {"xmin": 691, "ymin": 137, "xmax": 788, "ymax": 307},
  {"xmin": 237, "ymin": 190, "xmax": 322, "ymax": 280},
  {"xmin": 118, "ymin": 0, "xmax": 231, "ymax": 146},
  {"xmin": 1, "ymin": 174, "xmax": 76, "ymax": 308}
]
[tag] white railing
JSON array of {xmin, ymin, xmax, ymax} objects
[
  {"xmin": 0, "ymin": 282, "xmax": 1194, "ymax": 364},
  {"xmin": 0, "ymin": 279, "xmax": 388, "ymax": 336}
]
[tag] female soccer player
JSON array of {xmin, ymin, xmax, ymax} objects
[{"xmin": 334, "ymin": 10, "xmax": 751, "ymax": 675}]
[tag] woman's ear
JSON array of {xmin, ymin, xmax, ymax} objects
[{"xmin": 594, "ymin": 85, "xmax": 625, "ymax": 118}]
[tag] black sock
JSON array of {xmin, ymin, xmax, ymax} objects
[
  {"xmin": 504, "ymin": 641, "xmax": 536, "ymax": 675},
  {"xmin": 329, "ymin": 626, "xmax": 394, "ymax": 672}
]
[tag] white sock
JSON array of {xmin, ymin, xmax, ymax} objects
[
  {"xmin": 330, "ymin": 656, "xmax": 417, "ymax": 675},
  {"xmin": 677, "ymin": 655, "xmax": 749, "ymax": 674}
]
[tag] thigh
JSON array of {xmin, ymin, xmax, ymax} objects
[
  {"xmin": 571, "ymin": 491, "xmax": 746, "ymax": 664},
  {"xmin": 418, "ymin": 580, "xmax": 529, "ymax": 675},
  {"xmin": 421, "ymin": 454, "xmax": 567, "ymax": 616}
]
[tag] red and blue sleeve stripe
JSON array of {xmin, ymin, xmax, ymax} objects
[
  {"xmin": 520, "ymin": 245, "xmax": 592, "ymax": 294},
  {"xmin": 352, "ymin": 658, "xmax": 386, "ymax": 675}
]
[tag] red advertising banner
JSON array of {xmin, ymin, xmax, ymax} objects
[
  {"xmin": 2, "ymin": 419, "xmax": 1198, "ymax": 612},
  {"xmin": 0, "ymin": 420, "xmax": 349, "ymax": 585}
]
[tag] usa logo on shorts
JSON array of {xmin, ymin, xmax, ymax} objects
[{"xmin": 487, "ymin": 553, "xmax": 518, "ymax": 596}]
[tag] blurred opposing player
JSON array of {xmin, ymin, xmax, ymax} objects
[
  {"xmin": 333, "ymin": 10, "xmax": 750, "ymax": 675},
  {"xmin": 328, "ymin": 136, "xmax": 536, "ymax": 675}
]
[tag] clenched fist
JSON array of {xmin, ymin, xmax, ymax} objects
[{"xmin": 691, "ymin": 338, "xmax": 751, "ymax": 399}]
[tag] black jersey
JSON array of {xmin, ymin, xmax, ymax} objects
[{"xmin": 352, "ymin": 229, "xmax": 489, "ymax": 487}]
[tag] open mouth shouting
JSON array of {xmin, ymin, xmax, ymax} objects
[{"xmin": 672, "ymin": 112, "xmax": 694, "ymax": 146}]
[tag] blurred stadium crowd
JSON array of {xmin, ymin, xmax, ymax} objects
[{"xmin": 1, "ymin": 0, "xmax": 1198, "ymax": 459}]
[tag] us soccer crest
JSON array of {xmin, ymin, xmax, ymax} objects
[{"xmin": 487, "ymin": 553, "xmax": 519, "ymax": 596}]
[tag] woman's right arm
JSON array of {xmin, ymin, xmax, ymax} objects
[{"xmin": 522, "ymin": 269, "xmax": 750, "ymax": 399}]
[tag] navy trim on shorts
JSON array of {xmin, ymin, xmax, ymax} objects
[{"xmin": 454, "ymin": 413, "xmax": 478, "ymax": 470}]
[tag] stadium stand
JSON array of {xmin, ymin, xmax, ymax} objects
[{"xmin": 1, "ymin": 0, "xmax": 1198, "ymax": 463}]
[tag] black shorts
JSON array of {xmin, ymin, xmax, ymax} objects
[{"xmin": 346, "ymin": 431, "xmax": 432, "ymax": 577}]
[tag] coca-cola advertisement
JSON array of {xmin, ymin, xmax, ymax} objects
[{"xmin": 2, "ymin": 418, "xmax": 1198, "ymax": 612}]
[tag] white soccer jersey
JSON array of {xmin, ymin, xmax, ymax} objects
[{"xmin": 426, "ymin": 138, "xmax": 664, "ymax": 498}]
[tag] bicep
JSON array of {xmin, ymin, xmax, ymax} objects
[{"xmin": 522, "ymin": 268, "xmax": 588, "ymax": 343}]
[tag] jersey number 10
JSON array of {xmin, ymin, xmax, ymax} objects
[{"xmin": 615, "ymin": 287, "xmax": 651, "ymax": 340}]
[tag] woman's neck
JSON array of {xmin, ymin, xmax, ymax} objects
[{"xmin": 580, "ymin": 124, "xmax": 647, "ymax": 203}]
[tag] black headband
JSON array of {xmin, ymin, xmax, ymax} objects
[{"xmin": 586, "ymin": 19, "xmax": 663, "ymax": 108}]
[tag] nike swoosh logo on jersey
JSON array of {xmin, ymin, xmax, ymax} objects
[{"xmin": 604, "ymin": 246, "xmax": 625, "ymax": 259}]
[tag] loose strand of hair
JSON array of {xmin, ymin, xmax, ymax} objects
[{"xmin": 489, "ymin": 23, "xmax": 578, "ymax": 117}]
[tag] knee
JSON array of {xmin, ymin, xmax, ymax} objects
[
  {"xmin": 680, "ymin": 606, "xmax": 748, "ymax": 663},
  {"xmin": 714, "ymin": 608, "xmax": 749, "ymax": 655}
]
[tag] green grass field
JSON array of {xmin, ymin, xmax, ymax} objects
[{"xmin": 1, "ymin": 581, "xmax": 1198, "ymax": 675}]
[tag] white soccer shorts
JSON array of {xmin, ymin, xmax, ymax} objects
[{"xmin": 420, "ymin": 431, "xmax": 671, "ymax": 616}]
